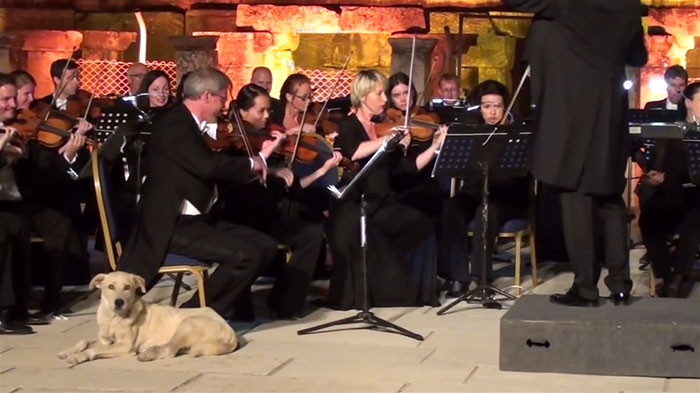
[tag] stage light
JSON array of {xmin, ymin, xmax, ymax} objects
[
  {"xmin": 649, "ymin": 78, "xmax": 667, "ymax": 94},
  {"xmin": 623, "ymin": 80, "xmax": 633, "ymax": 90}
]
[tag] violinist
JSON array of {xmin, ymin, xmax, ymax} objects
[
  {"xmin": 437, "ymin": 73, "xmax": 460, "ymax": 102},
  {"xmin": 384, "ymin": 72, "xmax": 468, "ymax": 298},
  {"xmin": 126, "ymin": 63, "xmax": 148, "ymax": 95},
  {"xmin": 219, "ymin": 83, "xmax": 334, "ymax": 319},
  {"xmin": 250, "ymin": 66, "xmax": 279, "ymax": 122},
  {"xmin": 250, "ymin": 66, "xmax": 273, "ymax": 94},
  {"xmin": 269, "ymin": 73, "xmax": 316, "ymax": 135},
  {"xmin": 442, "ymin": 80, "xmax": 530, "ymax": 294},
  {"xmin": 0, "ymin": 74, "xmax": 87, "ymax": 319},
  {"xmin": 266, "ymin": 73, "xmax": 344, "ymax": 216},
  {"xmin": 9, "ymin": 70, "xmax": 35, "ymax": 110},
  {"xmin": 327, "ymin": 69, "xmax": 442, "ymax": 310},
  {"xmin": 0, "ymin": 127, "xmax": 36, "ymax": 334},
  {"xmin": 31, "ymin": 59, "xmax": 93, "ymax": 135},
  {"xmin": 638, "ymin": 81, "xmax": 700, "ymax": 298},
  {"xmin": 135, "ymin": 70, "xmax": 174, "ymax": 114},
  {"xmin": 117, "ymin": 68, "xmax": 283, "ymax": 321}
]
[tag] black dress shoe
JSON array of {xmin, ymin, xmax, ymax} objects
[
  {"xmin": 445, "ymin": 281, "xmax": 468, "ymax": 298},
  {"xmin": 549, "ymin": 291, "xmax": 599, "ymax": 307},
  {"xmin": 12, "ymin": 309, "xmax": 51, "ymax": 326},
  {"xmin": 0, "ymin": 320, "xmax": 34, "ymax": 335},
  {"xmin": 666, "ymin": 274, "xmax": 684, "ymax": 298},
  {"xmin": 609, "ymin": 292, "xmax": 631, "ymax": 305}
]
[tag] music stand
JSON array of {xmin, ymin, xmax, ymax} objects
[
  {"xmin": 433, "ymin": 124, "xmax": 533, "ymax": 314},
  {"xmin": 297, "ymin": 130, "xmax": 424, "ymax": 341},
  {"xmin": 684, "ymin": 131, "xmax": 700, "ymax": 185}
]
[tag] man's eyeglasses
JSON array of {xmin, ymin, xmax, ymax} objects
[{"xmin": 211, "ymin": 93, "xmax": 227, "ymax": 102}]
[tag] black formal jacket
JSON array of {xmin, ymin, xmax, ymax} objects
[
  {"xmin": 118, "ymin": 103, "xmax": 257, "ymax": 281},
  {"xmin": 643, "ymin": 98, "xmax": 687, "ymax": 122},
  {"xmin": 503, "ymin": 0, "xmax": 648, "ymax": 194}
]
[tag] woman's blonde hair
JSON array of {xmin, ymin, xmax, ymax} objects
[{"xmin": 350, "ymin": 69, "xmax": 387, "ymax": 108}]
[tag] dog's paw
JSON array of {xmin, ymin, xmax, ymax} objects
[
  {"xmin": 137, "ymin": 347, "xmax": 160, "ymax": 362},
  {"xmin": 58, "ymin": 340, "xmax": 89, "ymax": 360},
  {"xmin": 65, "ymin": 352, "xmax": 90, "ymax": 365}
]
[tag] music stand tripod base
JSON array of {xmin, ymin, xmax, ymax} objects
[
  {"xmin": 431, "ymin": 125, "xmax": 533, "ymax": 315},
  {"xmin": 297, "ymin": 154, "xmax": 424, "ymax": 341}
]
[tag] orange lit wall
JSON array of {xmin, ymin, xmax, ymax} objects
[{"xmin": 641, "ymin": 8, "xmax": 699, "ymax": 107}]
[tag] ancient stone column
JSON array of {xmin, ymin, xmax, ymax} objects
[
  {"xmin": 0, "ymin": 33, "xmax": 25, "ymax": 73},
  {"xmin": 389, "ymin": 37, "xmax": 437, "ymax": 106},
  {"xmin": 686, "ymin": 36, "xmax": 700, "ymax": 80},
  {"xmin": 80, "ymin": 30, "xmax": 137, "ymax": 61},
  {"xmin": 169, "ymin": 35, "xmax": 219, "ymax": 83},
  {"xmin": 21, "ymin": 30, "xmax": 83, "ymax": 98}
]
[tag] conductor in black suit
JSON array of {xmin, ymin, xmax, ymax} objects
[
  {"xmin": 501, "ymin": 0, "xmax": 648, "ymax": 306},
  {"xmin": 643, "ymin": 65, "xmax": 688, "ymax": 121},
  {"xmin": 118, "ymin": 68, "xmax": 284, "ymax": 319}
]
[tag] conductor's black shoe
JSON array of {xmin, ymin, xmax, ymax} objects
[
  {"xmin": 609, "ymin": 292, "xmax": 630, "ymax": 305},
  {"xmin": 0, "ymin": 319, "xmax": 34, "ymax": 335},
  {"xmin": 549, "ymin": 291, "xmax": 599, "ymax": 307},
  {"xmin": 12, "ymin": 309, "xmax": 51, "ymax": 326},
  {"xmin": 445, "ymin": 281, "xmax": 467, "ymax": 298}
]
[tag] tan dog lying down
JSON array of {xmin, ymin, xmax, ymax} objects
[{"xmin": 58, "ymin": 271, "xmax": 237, "ymax": 364}]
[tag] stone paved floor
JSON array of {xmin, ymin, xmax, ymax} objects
[{"xmin": 1, "ymin": 249, "xmax": 698, "ymax": 392}]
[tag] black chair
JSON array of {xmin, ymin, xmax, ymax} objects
[{"xmin": 91, "ymin": 150, "xmax": 210, "ymax": 307}]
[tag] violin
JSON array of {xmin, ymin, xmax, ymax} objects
[
  {"xmin": 6, "ymin": 108, "xmax": 97, "ymax": 149},
  {"xmin": 275, "ymin": 129, "xmax": 357, "ymax": 171},
  {"xmin": 66, "ymin": 89, "xmax": 116, "ymax": 120},
  {"xmin": 375, "ymin": 107, "xmax": 441, "ymax": 141}
]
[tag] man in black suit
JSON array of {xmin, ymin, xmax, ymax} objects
[
  {"xmin": 643, "ymin": 65, "xmax": 688, "ymax": 121},
  {"xmin": 0, "ymin": 73, "xmax": 88, "ymax": 318},
  {"xmin": 0, "ymin": 126, "xmax": 34, "ymax": 335},
  {"xmin": 501, "ymin": 0, "xmax": 648, "ymax": 306},
  {"xmin": 118, "ymin": 68, "xmax": 285, "ymax": 319}
]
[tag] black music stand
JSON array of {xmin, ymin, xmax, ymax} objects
[
  {"xmin": 297, "ymin": 130, "xmax": 424, "ymax": 341},
  {"xmin": 684, "ymin": 130, "xmax": 700, "ymax": 185},
  {"xmin": 433, "ymin": 124, "xmax": 533, "ymax": 314}
]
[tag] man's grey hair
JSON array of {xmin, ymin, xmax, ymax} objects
[{"xmin": 182, "ymin": 67, "xmax": 231, "ymax": 100}]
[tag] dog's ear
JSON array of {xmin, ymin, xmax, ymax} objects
[
  {"xmin": 89, "ymin": 273, "xmax": 107, "ymax": 289},
  {"xmin": 132, "ymin": 274, "xmax": 147, "ymax": 295}
]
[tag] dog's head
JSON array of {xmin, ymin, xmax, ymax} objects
[{"xmin": 90, "ymin": 272, "xmax": 146, "ymax": 316}]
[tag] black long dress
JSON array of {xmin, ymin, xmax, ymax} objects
[{"xmin": 327, "ymin": 114, "xmax": 438, "ymax": 309}]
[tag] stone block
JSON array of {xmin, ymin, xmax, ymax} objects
[
  {"xmin": 75, "ymin": 11, "xmax": 183, "ymax": 61},
  {"xmin": 466, "ymin": 365, "xmax": 664, "ymax": 392},
  {"xmin": 176, "ymin": 374, "xmax": 402, "ymax": 393},
  {"xmin": 80, "ymin": 30, "xmax": 137, "ymax": 60},
  {"xmin": 236, "ymin": 5, "xmax": 340, "ymax": 33},
  {"xmin": 339, "ymin": 6, "xmax": 425, "ymax": 33},
  {"xmin": 186, "ymin": 9, "xmax": 237, "ymax": 35},
  {"xmin": 293, "ymin": 33, "xmax": 391, "ymax": 71},
  {"xmin": 478, "ymin": 67, "xmax": 511, "ymax": 90},
  {"xmin": 462, "ymin": 34, "xmax": 515, "ymax": 69},
  {"xmin": 0, "ymin": 367, "xmax": 198, "ymax": 391},
  {"xmin": 0, "ymin": 348, "xmax": 71, "ymax": 370},
  {"xmin": 0, "ymin": 8, "xmax": 75, "ymax": 31}
]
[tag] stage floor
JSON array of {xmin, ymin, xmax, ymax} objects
[{"xmin": 1, "ymin": 249, "xmax": 698, "ymax": 392}]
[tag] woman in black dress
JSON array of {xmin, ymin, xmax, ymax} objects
[{"xmin": 327, "ymin": 69, "xmax": 445, "ymax": 309}]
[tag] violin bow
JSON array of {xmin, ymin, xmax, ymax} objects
[
  {"xmin": 230, "ymin": 101, "xmax": 267, "ymax": 187},
  {"xmin": 45, "ymin": 47, "xmax": 77, "ymax": 122},
  {"xmin": 229, "ymin": 102, "xmax": 254, "ymax": 159},
  {"xmin": 402, "ymin": 34, "xmax": 417, "ymax": 133},
  {"xmin": 288, "ymin": 99, "xmax": 311, "ymax": 169},
  {"xmin": 311, "ymin": 52, "xmax": 353, "ymax": 131},
  {"xmin": 500, "ymin": 65, "xmax": 530, "ymax": 125}
]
